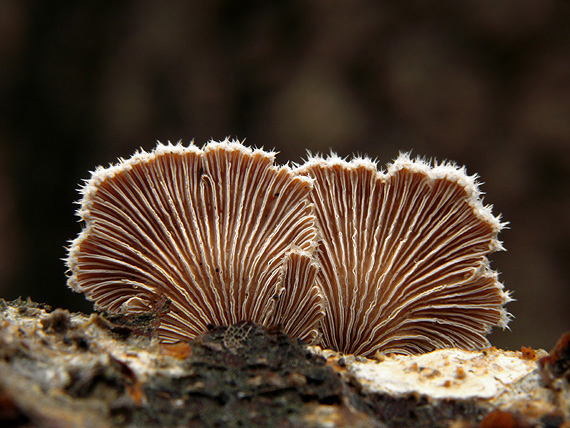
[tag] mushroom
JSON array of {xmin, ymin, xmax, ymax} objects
[
  {"xmin": 269, "ymin": 249, "xmax": 325, "ymax": 343},
  {"xmin": 66, "ymin": 141, "xmax": 325, "ymax": 343},
  {"xmin": 295, "ymin": 153, "xmax": 512, "ymax": 356}
]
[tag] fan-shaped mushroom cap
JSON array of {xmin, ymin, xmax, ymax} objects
[
  {"xmin": 295, "ymin": 153, "xmax": 512, "ymax": 356},
  {"xmin": 269, "ymin": 249, "xmax": 325, "ymax": 343},
  {"xmin": 66, "ymin": 140, "xmax": 324, "ymax": 343}
]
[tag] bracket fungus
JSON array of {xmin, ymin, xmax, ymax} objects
[
  {"xmin": 67, "ymin": 140, "xmax": 512, "ymax": 356},
  {"xmin": 295, "ymin": 153, "xmax": 512, "ymax": 356},
  {"xmin": 66, "ymin": 141, "xmax": 325, "ymax": 343}
]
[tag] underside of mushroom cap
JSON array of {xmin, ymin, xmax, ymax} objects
[
  {"xmin": 295, "ymin": 152, "xmax": 512, "ymax": 356},
  {"xmin": 67, "ymin": 140, "xmax": 324, "ymax": 343}
]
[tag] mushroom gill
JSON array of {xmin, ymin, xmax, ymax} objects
[
  {"xmin": 295, "ymin": 153, "xmax": 512, "ymax": 356},
  {"xmin": 66, "ymin": 141, "xmax": 324, "ymax": 343}
]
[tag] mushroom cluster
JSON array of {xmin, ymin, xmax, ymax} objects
[{"xmin": 67, "ymin": 140, "xmax": 512, "ymax": 356}]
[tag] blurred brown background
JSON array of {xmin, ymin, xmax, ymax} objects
[{"xmin": 1, "ymin": 1, "xmax": 569, "ymax": 351}]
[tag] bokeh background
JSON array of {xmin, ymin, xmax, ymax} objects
[{"xmin": 1, "ymin": 1, "xmax": 569, "ymax": 351}]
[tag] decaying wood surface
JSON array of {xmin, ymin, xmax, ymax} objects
[{"xmin": 0, "ymin": 299, "xmax": 568, "ymax": 428}]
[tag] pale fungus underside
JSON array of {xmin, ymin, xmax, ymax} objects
[
  {"xmin": 67, "ymin": 140, "xmax": 512, "ymax": 356},
  {"xmin": 295, "ymin": 154, "xmax": 511, "ymax": 356},
  {"xmin": 67, "ymin": 142, "xmax": 324, "ymax": 343}
]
